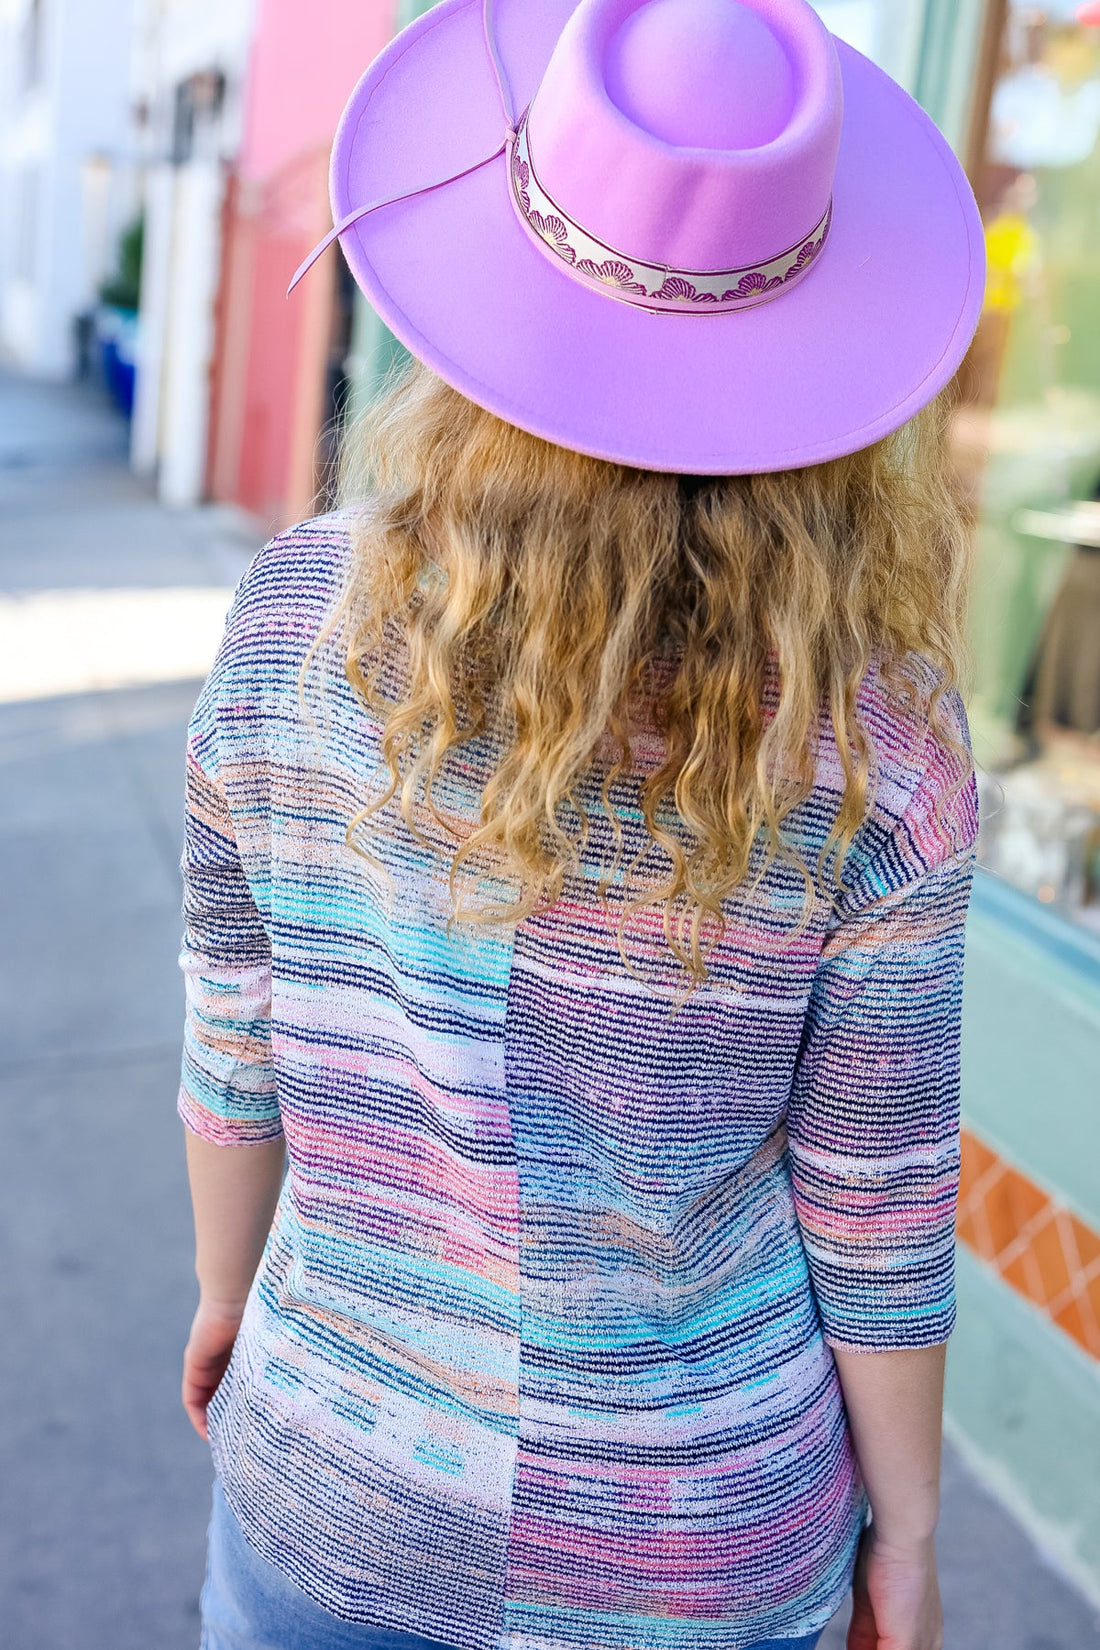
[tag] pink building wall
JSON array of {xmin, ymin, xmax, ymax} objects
[
  {"xmin": 207, "ymin": 0, "xmax": 396, "ymax": 526},
  {"xmin": 239, "ymin": 0, "xmax": 391, "ymax": 183}
]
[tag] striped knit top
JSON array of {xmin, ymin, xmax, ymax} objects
[{"xmin": 179, "ymin": 514, "xmax": 977, "ymax": 1650}]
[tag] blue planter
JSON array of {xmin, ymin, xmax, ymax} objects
[{"xmin": 95, "ymin": 305, "xmax": 139, "ymax": 417}]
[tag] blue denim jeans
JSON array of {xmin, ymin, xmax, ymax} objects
[{"xmin": 200, "ymin": 1477, "xmax": 823, "ymax": 1650}]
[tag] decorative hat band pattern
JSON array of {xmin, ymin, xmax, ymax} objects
[{"xmin": 508, "ymin": 109, "xmax": 834, "ymax": 315}]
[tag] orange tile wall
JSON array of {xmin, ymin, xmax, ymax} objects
[{"xmin": 957, "ymin": 1128, "xmax": 1100, "ymax": 1360}]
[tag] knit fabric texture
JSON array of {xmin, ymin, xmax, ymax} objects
[{"xmin": 179, "ymin": 515, "xmax": 977, "ymax": 1650}]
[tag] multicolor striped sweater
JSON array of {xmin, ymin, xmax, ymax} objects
[{"xmin": 179, "ymin": 514, "xmax": 977, "ymax": 1650}]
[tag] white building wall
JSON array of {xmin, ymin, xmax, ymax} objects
[
  {"xmin": 132, "ymin": 0, "xmax": 255, "ymax": 95},
  {"xmin": 0, "ymin": 0, "xmax": 137, "ymax": 376},
  {"xmin": 129, "ymin": 0, "xmax": 255, "ymax": 503},
  {"xmin": 155, "ymin": 157, "xmax": 225, "ymax": 505}
]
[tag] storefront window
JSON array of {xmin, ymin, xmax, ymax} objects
[{"xmin": 957, "ymin": 1, "xmax": 1100, "ymax": 931}]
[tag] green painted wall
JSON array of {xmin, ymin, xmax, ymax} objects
[
  {"xmin": 963, "ymin": 875, "xmax": 1100, "ymax": 1228},
  {"xmin": 946, "ymin": 1246, "xmax": 1100, "ymax": 1604},
  {"xmin": 342, "ymin": 0, "xmax": 429, "ymax": 407},
  {"xmin": 911, "ymin": 0, "xmax": 987, "ymax": 154},
  {"xmin": 953, "ymin": 870, "xmax": 1100, "ymax": 1602}
]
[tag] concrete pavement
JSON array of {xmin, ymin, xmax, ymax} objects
[
  {"xmin": 0, "ymin": 372, "xmax": 257, "ymax": 1650},
  {"xmin": 1, "ymin": 368, "xmax": 1098, "ymax": 1650}
]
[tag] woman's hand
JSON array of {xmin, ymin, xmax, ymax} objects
[
  {"xmin": 182, "ymin": 1296, "xmax": 246, "ymax": 1441},
  {"xmin": 180, "ymin": 1129, "xmax": 286, "ymax": 1440},
  {"xmin": 847, "ymin": 1525, "xmax": 943, "ymax": 1650},
  {"xmin": 831, "ymin": 1343, "xmax": 946, "ymax": 1650}
]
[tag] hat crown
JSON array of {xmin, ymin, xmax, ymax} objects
[
  {"xmin": 525, "ymin": 0, "xmax": 843, "ymax": 271},
  {"xmin": 605, "ymin": 0, "xmax": 797, "ymax": 150}
]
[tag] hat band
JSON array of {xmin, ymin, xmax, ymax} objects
[{"xmin": 509, "ymin": 109, "xmax": 833, "ymax": 315}]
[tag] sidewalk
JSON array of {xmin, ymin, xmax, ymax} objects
[
  {"xmin": 1, "ymin": 369, "xmax": 1097, "ymax": 1650},
  {"xmin": 0, "ymin": 371, "xmax": 260, "ymax": 1650}
]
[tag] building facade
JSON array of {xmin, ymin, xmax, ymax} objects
[
  {"xmin": 128, "ymin": 0, "xmax": 256, "ymax": 506},
  {"xmin": 819, "ymin": 0, "xmax": 1100, "ymax": 1606},
  {"xmin": 943, "ymin": 0, "xmax": 1100, "ymax": 1603},
  {"xmin": 6, "ymin": 0, "xmax": 1095, "ymax": 1601},
  {"xmin": 0, "ymin": 0, "xmax": 138, "ymax": 377},
  {"xmin": 202, "ymin": 0, "xmax": 396, "ymax": 530}
]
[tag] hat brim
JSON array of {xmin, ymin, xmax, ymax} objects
[{"xmin": 330, "ymin": 0, "xmax": 986, "ymax": 473}]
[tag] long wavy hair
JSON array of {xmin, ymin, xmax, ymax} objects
[{"xmin": 330, "ymin": 359, "xmax": 971, "ymax": 981}]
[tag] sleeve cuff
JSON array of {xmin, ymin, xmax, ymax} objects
[
  {"xmin": 817, "ymin": 1296, "xmax": 957, "ymax": 1353},
  {"xmin": 178, "ymin": 1084, "xmax": 284, "ymax": 1146}
]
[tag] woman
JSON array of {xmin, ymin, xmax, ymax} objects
[{"xmin": 178, "ymin": 2, "xmax": 986, "ymax": 1648}]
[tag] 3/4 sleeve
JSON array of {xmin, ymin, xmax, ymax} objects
[
  {"xmin": 788, "ymin": 698, "xmax": 978, "ymax": 1352},
  {"xmin": 177, "ymin": 645, "xmax": 281, "ymax": 1147}
]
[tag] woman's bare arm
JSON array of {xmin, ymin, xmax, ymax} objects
[
  {"xmin": 833, "ymin": 1342, "xmax": 945, "ymax": 1545},
  {"xmin": 832, "ymin": 1342, "xmax": 947, "ymax": 1650},
  {"xmin": 185, "ymin": 1129, "xmax": 286, "ymax": 1311},
  {"xmin": 181, "ymin": 1130, "xmax": 286, "ymax": 1439}
]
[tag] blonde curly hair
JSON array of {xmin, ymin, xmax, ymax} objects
[{"xmin": 332, "ymin": 360, "xmax": 971, "ymax": 980}]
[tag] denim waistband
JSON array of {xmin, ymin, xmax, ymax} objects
[{"xmin": 201, "ymin": 1476, "xmax": 824, "ymax": 1650}]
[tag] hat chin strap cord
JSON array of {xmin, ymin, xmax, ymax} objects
[{"xmin": 288, "ymin": 0, "xmax": 518, "ymax": 296}]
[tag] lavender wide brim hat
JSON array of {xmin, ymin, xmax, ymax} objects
[{"xmin": 304, "ymin": 0, "xmax": 987, "ymax": 474}]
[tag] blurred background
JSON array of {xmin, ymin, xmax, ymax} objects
[{"xmin": 0, "ymin": 2, "xmax": 1099, "ymax": 1647}]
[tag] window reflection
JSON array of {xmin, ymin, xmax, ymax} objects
[{"xmin": 955, "ymin": 2, "xmax": 1100, "ymax": 930}]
